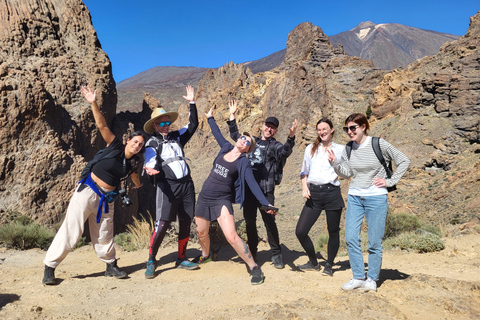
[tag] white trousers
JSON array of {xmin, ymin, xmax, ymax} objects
[{"xmin": 44, "ymin": 184, "xmax": 116, "ymax": 268}]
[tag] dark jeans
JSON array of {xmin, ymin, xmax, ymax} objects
[{"xmin": 243, "ymin": 187, "xmax": 280, "ymax": 257}]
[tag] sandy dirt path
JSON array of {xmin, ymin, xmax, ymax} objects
[{"xmin": 1, "ymin": 233, "xmax": 479, "ymax": 319}]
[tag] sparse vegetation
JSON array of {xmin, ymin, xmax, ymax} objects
[
  {"xmin": 384, "ymin": 231, "xmax": 445, "ymax": 253},
  {"xmin": 0, "ymin": 214, "xmax": 55, "ymax": 250},
  {"xmin": 315, "ymin": 212, "xmax": 445, "ymax": 254},
  {"xmin": 114, "ymin": 214, "xmax": 155, "ymax": 252}
]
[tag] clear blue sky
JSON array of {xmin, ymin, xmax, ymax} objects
[{"xmin": 82, "ymin": 0, "xmax": 479, "ymax": 83}]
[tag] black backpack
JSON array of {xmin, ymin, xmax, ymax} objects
[{"xmin": 345, "ymin": 137, "xmax": 397, "ymax": 192}]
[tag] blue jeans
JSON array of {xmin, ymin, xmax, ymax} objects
[{"xmin": 345, "ymin": 194, "xmax": 389, "ymax": 281}]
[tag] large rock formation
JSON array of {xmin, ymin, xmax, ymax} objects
[
  {"xmin": 366, "ymin": 10, "xmax": 480, "ymax": 223},
  {"xmin": 0, "ymin": 0, "xmax": 117, "ymax": 224}
]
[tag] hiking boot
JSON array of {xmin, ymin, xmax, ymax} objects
[
  {"xmin": 191, "ymin": 255, "xmax": 212, "ymax": 264},
  {"xmin": 145, "ymin": 260, "xmax": 157, "ymax": 279},
  {"xmin": 105, "ymin": 260, "xmax": 127, "ymax": 279},
  {"xmin": 271, "ymin": 254, "xmax": 285, "ymax": 269},
  {"xmin": 341, "ymin": 278, "xmax": 365, "ymax": 291},
  {"xmin": 175, "ymin": 258, "xmax": 200, "ymax": 270},
  {"xmin": 297, "ymin": 261, "xmax": 320, "ymax": 271},
  {"xmin": 322, "ymin": 262, "xmax": 333, "ymax": 276},
  {"xmin": 42, "ymin": 265, "xmax": 55, "ymax": 285},
  {"xmin": 363, "ymin": 278, "xmax": 377, "ymax": 292},
  {"xmin": 250, "ymin": 266, "xmax": 264, "ymax": 285}
]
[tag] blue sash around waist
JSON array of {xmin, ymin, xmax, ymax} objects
[{"xmin": 80, "ymin": 173, "xmax": 118, "ymax": 223}]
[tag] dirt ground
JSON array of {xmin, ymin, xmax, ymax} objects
[{"xmin": 1, "ymin": 229, "xmax": 479, "ymax": 320}]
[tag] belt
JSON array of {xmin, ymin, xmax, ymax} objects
[
  {"xmin": 309, "ymin": 183, "xmax": 338, "ymax": 189},
  {"xmin": 80, "ymin": 173, "xmax": 109, "ymax": 223}
]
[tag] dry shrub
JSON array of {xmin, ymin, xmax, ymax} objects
[{"xmin": 114, "ymin": 213, "xmax": 154, "ymax": 251}]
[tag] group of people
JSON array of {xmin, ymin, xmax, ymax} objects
[{"xmin": 42, "ymin": 85, "xmax": 410, "ymax": 290}]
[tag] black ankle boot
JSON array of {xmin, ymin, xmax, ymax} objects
[
  {"xmin": 105, "ymin": 259, "xmax": 127, "ymax": 279},
  {"xmin": 42, "ymin": 265, "xmax": 56, "ymax": 285}
]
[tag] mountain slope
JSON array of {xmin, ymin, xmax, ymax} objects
[{"xmin": 329, "ymin": 21, "xmax": 460, "ymax": 70}]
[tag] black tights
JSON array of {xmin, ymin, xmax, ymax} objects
[{"xmin": 295, "ymin": 207, "xmax": 342, "ymax": 265}]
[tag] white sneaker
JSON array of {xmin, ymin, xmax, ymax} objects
[
  {"xmin": 363, "ymin": 278, "xmax": 377, "ymax": 292},
  {"xmin": 341, "ymin": 279, "xmax": 365, "ymax": 291}
]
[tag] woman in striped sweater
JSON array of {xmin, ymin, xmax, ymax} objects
[{"xmin": 328, "ymin": 113, "xmax": 410, "ymax": 292}]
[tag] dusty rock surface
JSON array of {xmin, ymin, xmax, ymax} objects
[{"xmin": 1, "ymin": 232, "xmax": 479, "ymax": 319}]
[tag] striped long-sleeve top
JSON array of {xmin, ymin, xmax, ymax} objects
[{"xmin": 330, "ymin": 136, "xmax": 410, "ymax": 195}]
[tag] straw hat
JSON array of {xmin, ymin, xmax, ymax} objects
[{"xmin": 144, "ymin": 108, "xmax": 179, "ymax": 134}]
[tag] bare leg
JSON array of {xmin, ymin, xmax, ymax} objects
[
  {"xmin": 195, "ymin": 216, "xmax": 211, "ymax": 257},
  {"xmin": 216, "ymin": 206, "xmax": 257, "ymax": 271}
]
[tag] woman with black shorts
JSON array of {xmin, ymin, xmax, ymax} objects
[
  {"xmin": 195, "ymin": 106, "xmax": 275, "ymax": 285},
  {"xmin": 295, "ymin": 118, "xmax": 345, "ymax": 276}
]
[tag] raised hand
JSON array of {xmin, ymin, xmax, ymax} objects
[
  {"xmin": 289, "ymin": 119, "xmax": 298, "ymax": 137},
  {"xmin": 81, "ymin": 85, "xmax": 96, "ymax": 104},
  {"xmin": 327, "ymin": 149, "xmax": 336, "ymax": 162},
  {"xmin": 205, "ymin": 108, "xmax": 213, "ymax": 118},
  {"xmin": 183, "ymin": 85, "xmax": 195, "ymax": 102},
  {"xmin": 229, "ymin": 99, "xmax": 238, "ymax": 116}
]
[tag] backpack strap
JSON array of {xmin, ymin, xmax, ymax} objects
[
  {"xmin": 371, "ymin": 137, "xmax": 392, "ymax": 178},
  {"xmin": 345, "ymin": 141, "xmax": 353, "ymax": 159}
]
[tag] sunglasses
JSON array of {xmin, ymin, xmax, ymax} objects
[
  {"xmin": 155, "ymin": 121, "xmax": 171, "ymax": 127},
  {"xmin": 343, "ymin": 125, "xmax": 360, "ymax": 133},
  {"xmin": 240, "ymin": 135, "xmax": 251, "ymax": 146}
]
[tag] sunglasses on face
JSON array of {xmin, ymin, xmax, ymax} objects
[
  {"xmin": 343, "ymin": 125, "xmax": 360, "ymax": 133},
  {"xmin": 240, "ymin": 135, "xmax": 251, "ymax": 146},
  {"xmin": 155, "ymin": 121, "xmax": 171, "ymax": 127}
]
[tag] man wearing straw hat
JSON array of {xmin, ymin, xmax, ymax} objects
[{"xmin": 143, "ymin": 85, "xmax": 199, "ymax": 279}]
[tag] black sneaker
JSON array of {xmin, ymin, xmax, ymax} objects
[
  {"xmin": 42, "ymin": 265, "xmax": 55, "ymax": 285},
  {"xmin": 271, "ymin": 254, "xmax": 285, "ymax": 269},
  {"xmin": 322, "ymin": 262, "xmax": 333, "ymax": 276},
  {"xmin": 250, "ymin": 266, "xmax": 264, "ymax": 285},
  {"xmin": 297, "ymin": 261, "xmax": 320, "ymax": 271},
  {"xmin": 105, "ymin": 260, "xmax": 127, "ymax": 279}
]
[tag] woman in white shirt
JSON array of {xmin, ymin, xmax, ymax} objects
[
  {"xmin": 296, "ymin": 118, "xmax": 345, "ymax": 276},
  {"xmin": 328, "ymin": 113, "xmax": 410, "ymax": 292}
]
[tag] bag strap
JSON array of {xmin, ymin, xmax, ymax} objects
[
  {"xmin": 371, "ymin": 137, "xmax": 392, "ymax": 178},
  {"xmin": 345, "ymin": 141, "xmax": 353, "ymax": 159}
]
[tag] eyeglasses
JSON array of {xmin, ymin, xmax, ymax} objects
[
  {"xmin": 343, "ymin": 125, "xmax": 360, "ymax": 133},
  {"xmin": 240, "ymin": 135, "xmax": 251, "ymax": 146},
  {"xmin": 264, "ymin": 124, "xmax": 277, "ymax": 130},
  {"xmin": 155, "ymin": 121, "xmax": 171, "ymax": 127}
]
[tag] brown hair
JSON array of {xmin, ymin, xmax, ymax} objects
[
  {"xmin": 311, "ymin": 118, "xmax": 334, "ymax": 157},
  {"xmin": 242, "ymin": 132, "xmax": 256, "ymax": 153},
  {"xmin": 345, "ymin": 113, "xmax": 370, "ymax": 134}
]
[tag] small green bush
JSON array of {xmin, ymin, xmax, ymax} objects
[
  {"xmin": 114, "ymin": 233, "xmax": 136, "ymax": 252},
  {"xmin": 383, "ymin": 231, "xmax": 445, "ymax": 253},
  {"xmin": 314, "ymin": 234, "xmax": 329, "ymax": 252},
  {"xmin": 385, "ymin": 213, "xmax": 421, "ymax": 238},
  {"xmin": 366, "ymin": 106, "xmax": 372, "ymax": 119},
  {"xmin": 0, "ymin": 221, "xmax": 55, "ymax": 250}
]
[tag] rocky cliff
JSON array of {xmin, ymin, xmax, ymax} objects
[
  {"xmin": 0, "ymin": 0, "xmax": 117, "ymax": 224},
  {"xmin": 364, "ymin": 10, "xmax": 480, "ymax": 224},
  {"xmin": 179, "ymin": 13, "xmax": 480, "ymax": 227},
  {"xmin": 1, "ymin": 1, "xmax": 478, "ymax": 231}
]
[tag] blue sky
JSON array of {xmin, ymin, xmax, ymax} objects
[{"xmin": 82, "ymin": 0, "xmax": 479, "ymax": 83}]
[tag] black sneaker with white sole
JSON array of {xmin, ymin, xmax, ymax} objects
[{"xmin": 250, "ymin": 266, "xmax": 264, "ymax": 285}]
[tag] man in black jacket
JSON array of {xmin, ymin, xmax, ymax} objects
[{"xmin": 227, "ymin": 99, "xmax": 297, "ymax": 268}]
